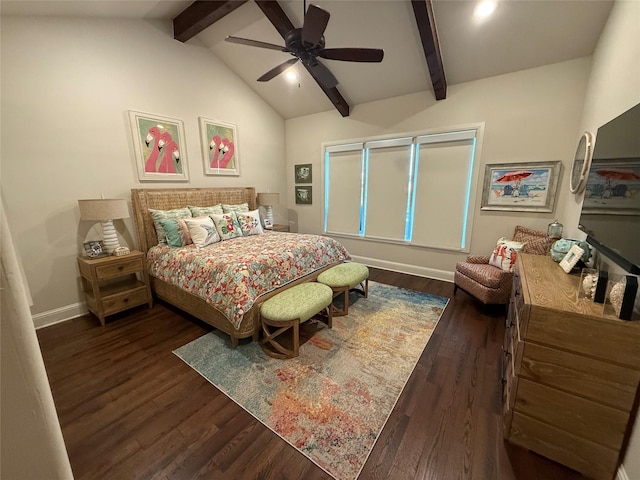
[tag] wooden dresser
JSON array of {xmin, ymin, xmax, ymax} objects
[{"xmin": 503, "ymin": 254, "xmax": 640, "ymax": 480}]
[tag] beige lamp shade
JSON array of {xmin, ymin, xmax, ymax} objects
[
  {"xmin": 78, "ymin": 199, "xmax": 129, "ymax": 221},
  {"xmin": 78, "ymin": 199, "xmax": 129, "ymax": 254},
  {"xmin": 256, "ymin": 192, "xmax": 280, "ymax": 206}
]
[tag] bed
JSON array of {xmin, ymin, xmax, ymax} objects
[{"xmin": 131, "ymin": 187, "xmax": 349, "ymax": 346}]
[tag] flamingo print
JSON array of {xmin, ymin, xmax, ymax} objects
[
  {"xmin": 209, "ymin": 135, "xmax": 235, "ymax": 169},
  {"xmin": 144, "ymin": 126, "xmax": 165, "ymax": 172},
  {"xmin": 157, "ymin": 132, "xmax": 180, "ymax": 174}
]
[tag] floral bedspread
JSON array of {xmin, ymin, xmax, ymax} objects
[{"xmin": 147, "ymin": 232, "xmax": 350, "ymax": 330}]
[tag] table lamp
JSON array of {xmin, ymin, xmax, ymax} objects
[
  {"xmin": 78, "ymin": 198, "xmax": 129, "ymax": 254},
  {"xmin": 256, "ymin": 192, "xmax": 280, "ymax": 229}
]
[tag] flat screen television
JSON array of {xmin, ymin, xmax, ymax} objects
[{"xmin": 578, "ymin": 103, "xmax": 640, "ymax": 274}]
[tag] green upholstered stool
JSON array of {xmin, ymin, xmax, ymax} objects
[
  {"xmin": 260, "ymin": 282, "xmax": 333, "ymax": 359},
  {"xmin": 317, "ymin": 262, "xmax": 369, "ymax": 317}
]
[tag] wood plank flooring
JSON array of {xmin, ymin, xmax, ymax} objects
[{"xmin": 36, "ymin": 268, "xmax": 588, "ymax": 480}]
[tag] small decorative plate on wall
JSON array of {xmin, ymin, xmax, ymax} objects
[{"xmin": 570, "ymin": 131, "xmax": 595, "ymax": 194}]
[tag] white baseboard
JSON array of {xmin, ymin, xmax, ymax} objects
[
  {"xmin": 617, "ymin": 465, "xmax": 629, "ymax": 480},
  {"xmin": 32, "ymin": 302, "xmax": 87, "ymax": 330},
  {"xmin": 350, "ymin": 255, "xmax": 454, "ymax": 283}
]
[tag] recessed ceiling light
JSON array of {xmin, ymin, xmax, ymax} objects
[
  {"xmin": 285, "ymin": 70, "xmax": 298, "ymax": 82},
  {"xmin": 474, "ymin": 0, "xmax": 497, "ymax": 19}
]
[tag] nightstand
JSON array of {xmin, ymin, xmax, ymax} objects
[
  {"xmin": 77, "ymin": 250, "xmax": 152, "ymax": 325},
  {"xmin": 271, "ymin": 224, "xmax": 290, "ymax": 232}
]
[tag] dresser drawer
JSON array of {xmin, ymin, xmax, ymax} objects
[
  {"xmin": 509, "ymin": 412, "xmax": 618, "ymax": 480},
  {"xmin": 95, "ymin": 258, "xmax": 144, "ymax": 280},
  {"xmin": 101, "ymin": 286, "xmax": 149, "ymax": 315},
  {"xmin": 519, "ymin": 342, "xmax": 640, "ymax": 411},
  {"xmin": 513, "ymin": 378, "xmax": 628, "ymax": 448}
]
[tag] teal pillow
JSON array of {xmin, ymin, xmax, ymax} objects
[
  {"xmin": 159, "ymin": 219, "xmax": 184, "ymax": 247},
  {"xmin": 148, "ymin": 207, "xmax": 192, "ymax": 245}
]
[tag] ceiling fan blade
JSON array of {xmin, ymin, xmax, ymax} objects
[
  {"xmin": 319, "ymin": 48, "xmax": 384, "ymax": 63},
  {"xmin": 257, "ymin": 58, "xmax": 299, "ymax": 82},
  {"xmin": 304, "ymin": 60, "xmax": 338, "ymax": 89},
  {"xmin": 225, "ymin": 36, "xmax": 287, "ymax": 52},
  {"xmin": 302, "ymin": 4, "xmax": 330, "ymax": 47}
]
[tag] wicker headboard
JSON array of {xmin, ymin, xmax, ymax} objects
[{"xmin": 131, "ymin": 187, "xmax": 256, "ymax": 253}]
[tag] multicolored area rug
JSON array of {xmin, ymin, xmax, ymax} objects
[{"xmin": 174, "ymin": 282, "xmax": 448, "ymax": 480}]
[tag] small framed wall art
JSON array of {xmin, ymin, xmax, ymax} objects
[
  {"xmin": 199, "ymin": 117, "xmax": 240, "ymax": 176},
  {"xmin": 294, "ymin": 164, "xmax": 312, "ymax": 183},
  {"xmin": 295, "ymin": 186, "xmax": 312, "ymax": 205},
  {"xmin": 128, "ymin": 110, "xmax": 189, "ymax": 182}
]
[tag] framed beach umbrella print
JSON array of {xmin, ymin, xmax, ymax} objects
[
  {"xmin": 199, "ymin": 117, "xmax": 240, "ymax": 176},
  {"xmin": 481, "ymin": 161, "xmax": 561, "ymax": 212},
  {"xmin": 129, "ymin": 110, "xmax": 189, "ymax": 181}
]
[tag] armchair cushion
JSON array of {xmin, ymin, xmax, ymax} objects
[
  {"xmin": 455, "ymin": 262, "xmax": 506, "ymax": 290},
  {"xmin": 513, "ymin": 225, "xmax": 549, "ymax": 255}
]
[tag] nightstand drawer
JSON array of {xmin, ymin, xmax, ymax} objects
[
  {"xmin": 101, "ymin": 286, "xmax": 149, "ymax": 315},
  {"xmin": 95, "ymin": 258, "xmax": 143, "ymax": 280}
]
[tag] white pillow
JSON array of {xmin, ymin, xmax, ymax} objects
[
  {"xmin": 183, "ymin": 216, "xmax": 220, "ymax": 248},
  {"xmin": 489, "ymin": 237, "xmax": 525, "ymax": 272},
  {"xmin": 235, "ymin": 209, "xmax": 264, "ymax": 236},
  {"xmin": 210, "ymin": 213, "xmax": 243, "ymax": 241}
]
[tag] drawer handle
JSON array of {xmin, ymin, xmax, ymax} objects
[
  {"xmin": 118, "ymin": 266, "xmax": 124, "ymax": 271},
  {"xmin": 123, "ymin": 298, "xmax": 129, "ymax": 303}
]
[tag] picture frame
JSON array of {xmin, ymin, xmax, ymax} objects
[
  {"xmin": 199, "ymin": 117, "xmax": 239, "ymax": 176},
  {"xmin": 581, "ymin": 159, "xmax": 640, "ymax": 215},
  {"xmin": 481, "ymin": 161, "xmax": 562, "ymax": 212},
  {"xmin": 128, "ymin": 110, "xmax": 189, "ymax": 182},
  {"xmin": 83, "ymin": 240, "xmax": 106, "ymax": 258},
  {"xmin": 294, "ymin": 163, "xmax": 312, "ymax": 183},
  {"xmin": 295, "ymin": 186, "xmax": 312, "ymax": 205}
]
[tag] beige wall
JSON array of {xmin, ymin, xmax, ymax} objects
[
  {"xmin": 285, "ymin": 58, "xmax": 591, "ymax": 278},
  {"xmin": 1, "ymin": 16, "xmax": 286, "ymax": 325},
  {"xmin": 574, "ymin": 1, "xmax": 640, "ymax": 477}
]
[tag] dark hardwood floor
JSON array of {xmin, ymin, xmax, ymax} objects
[{"xmin": 36, "ymin": 268, "xmax": 587, "ymax": 480}]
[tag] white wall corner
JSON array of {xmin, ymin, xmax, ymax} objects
[{"xmin": 617, "ymin": 464, "xmax": 629, "ymax": 480}]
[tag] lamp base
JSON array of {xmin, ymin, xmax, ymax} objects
[
  {"xmin": 101, "ymin": 219, "xmax": 121, "ymax": 254},
  {"xmin": 264, "ymin": 205, "xmax": 274, "ymax": 229}
]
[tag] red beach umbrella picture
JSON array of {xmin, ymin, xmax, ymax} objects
[{"xmin": 495, "ymin": 170, "xmax": 533, "ymax": 183}]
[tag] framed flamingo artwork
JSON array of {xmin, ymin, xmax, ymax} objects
[
  {"xmin": 128, "ymin": 110, "xmax": 189, "ymax": 182},
  {"xmin": 199, "ymin": 117, "xmax": 240, "ymax": 176},
  {"xmin": 481, "ymin": 161, "xmax": 561, "ymax": 212}
]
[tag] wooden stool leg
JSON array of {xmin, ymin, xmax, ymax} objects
[
  {"xmin": 332, "ymin": 286, "xmax": 349, "ymax": 317},
  {"xmin": 261, "ymin": 317, "xmax": 300, "ymax": 359}
]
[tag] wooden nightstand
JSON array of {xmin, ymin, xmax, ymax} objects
[
  {"xmin": 77, "ymin": 250, "xmax": 152, "ymax": 325},
  {"xmin": 271, "ymin": 224, "xmax": 290, "ymax": 232}
]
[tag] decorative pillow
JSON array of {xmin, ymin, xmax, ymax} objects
[
  {"xmin": 149, "ymin": 207, "xmax": 192, "ymax": 245},
  {"xmin": 513, "ymin": 225, "xmax": 548, "ymax": 255},
  {"xmin": 235, "ymin": 209, "xmax": 264, "ymax": 236},
  {"xmin": 222, "ymin": 203, "xmax": 249, "ymax": 214},
  {"xmin": 188, "ymin": 204, "xmax": 223, "ymax": 217},
  {"xmin": 489, "ymin": 237, "xmax": 525, "ymax": 272},
  {"xmin": 183, "ymin": 216, "xmax": 220, "ymax": 248},
  {"xmin": 210, "ymin": 212, "xmax": 243, "ymax": 241},
  {"xmin": 159, "ymin": 218, "xmax": 193, "ymax": 247}
]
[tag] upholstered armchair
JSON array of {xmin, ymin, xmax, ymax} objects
[{"xmin": 453, "ymin": 225, "xmax": 549, "ymax": 305}]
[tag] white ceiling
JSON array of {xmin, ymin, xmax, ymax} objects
[{"xmin": 2, "ymin": 0, "xmax": 614, "ymax": 119}]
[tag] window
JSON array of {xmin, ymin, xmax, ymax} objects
[{"xmin": 323, "ymin": 125, "xmax": 482, "ymax": 252}]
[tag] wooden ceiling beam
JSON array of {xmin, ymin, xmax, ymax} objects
[
  {"xmin": 411, "ymin": 0, "xmax": 447, "ymax": 100},
  {"xmin": 254, "ymin": 0, "xmax": 351, "ymax": 117},
  {"xmin": 173, "ymin": 0, "xmax": 248, "ymax": 43}
]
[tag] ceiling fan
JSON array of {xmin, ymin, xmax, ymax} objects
[{"xmin": 225, "ymin": 3, "xmax": 384, "ymax": 89}]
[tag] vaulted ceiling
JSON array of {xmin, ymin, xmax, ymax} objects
[{"xmin": 2, "ymin": 0, "xmax": 614, "ymax": 119}]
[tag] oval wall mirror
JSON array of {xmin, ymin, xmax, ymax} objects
[{"xmin": 570, "ymin": 132, "xmax": 595, "ymax": 194}]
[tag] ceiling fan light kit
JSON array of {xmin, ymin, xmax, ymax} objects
[{"xmin": 225, "ymin": 3, "xmax": 384, "ymax": 90}]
